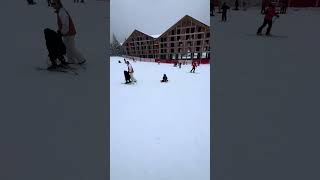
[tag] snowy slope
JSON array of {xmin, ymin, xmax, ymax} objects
[
  {"xmin": 213, "ymin": 8, "xmax": 320, "ymax": 180},
  {"xmin": 0, "ymin": 1, "xmax": 107, "ymax": 180},
  {"xmin": 110, "ymin": 57, "xmax": 210, "ymax": 180}
]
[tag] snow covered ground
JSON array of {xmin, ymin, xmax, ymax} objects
[
  {"xmin": 1, "ymin": 1, "xmax": 107, "ymax": 179},
  {"xmin": 110, "ymin": 57, "xmax": 210, "ymax": 180},
  {"xmin": 213, "ymin": 8, "xmax": 320, "ymax": 180}
]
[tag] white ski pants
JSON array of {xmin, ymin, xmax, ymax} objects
[{"xmin": 62, "ymin": 36, "xmax": 85, "ymax": 64}]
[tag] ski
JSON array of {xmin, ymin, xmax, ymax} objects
[
  {"xmin": 245, "ymin": 33, "xmax": 288, "ymax": 39},
  {"xmin": 35, "ymin": 66, "xmax": 78, "ymax": 75}
]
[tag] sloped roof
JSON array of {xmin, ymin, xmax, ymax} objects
[{"xmin": 122, "ymin": 15, "xmax": 209, "ymax": 47}]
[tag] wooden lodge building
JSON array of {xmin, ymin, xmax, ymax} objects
[{"xmin": 122, "ymin": 15, "xmax": 210, "ymax": 63}]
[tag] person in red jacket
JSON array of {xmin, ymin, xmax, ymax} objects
[
  {"xmin": 190, "ymin": 62, "xmax": 197, "ymax": 73},
  {"xmin": 257, "ymin": 4, "xmax": 279, "ymax": 36}
]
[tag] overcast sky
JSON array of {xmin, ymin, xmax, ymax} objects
[{"xmin": 110, "ymin": 0, "xmax": 210, "ymax": 43}]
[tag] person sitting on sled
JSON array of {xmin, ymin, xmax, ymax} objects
[{"xmin": 161, "ymin": 74, "xmax": 168, "ymax": 83}]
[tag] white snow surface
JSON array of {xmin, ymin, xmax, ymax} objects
[
  {"xmin": 1, "ymin": 1, "xmax": 107, "ymax": 179},
  {"xmin": 110, "ymin": 57, "xmax": 210, "ymax": 180},
  {"xmin": 150, "ymin": 34, "xmax": 161, "ymax": 38}
]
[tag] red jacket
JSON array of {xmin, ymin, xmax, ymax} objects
[{"xmin": 264, "ymin": 7, "xmax": 278, "ymax": 21}]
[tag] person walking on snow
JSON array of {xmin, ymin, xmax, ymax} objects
[
  {"xmin": 51, "ymin": 0, "xmax": 86, "ymax": 65},
  {"xmin": 257, "ymin": 4, "xmax": 279, "ymax": 36},
  {"xmin": 126, "ymin": 61, "xmax": 137, "ymax": 83},
  {"xmin": 190, "ymin": 62, "xmax": 197, "ymax": 73}
]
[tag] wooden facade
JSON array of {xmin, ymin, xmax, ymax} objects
[{"xmin": 122, "ymin": 15, "xmax": 210, "ymax": 61}]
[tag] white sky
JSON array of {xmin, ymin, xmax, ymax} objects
[{"xmin": 110, "ymin": 0, "xmax": 210, "ymax": 43}]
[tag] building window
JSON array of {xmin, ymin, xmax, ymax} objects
[
  {"xmin": 171, "ymin": 36, "xmax": 174, "ymax": 41},
  {"xmin": 179, "ymin": 42, "xmax": 183, "ymax": 46},
  {"xmin": 186, "ymin": 28, "xmax": 190, "ymax": 33},
  {"xmin": 171, "ymin": 49, "xmax": 174, "ymax": 53},
  {"xmin": 177, "ymin": 36, "xmax": 180, "ymax": 41},
  {"xmin": 177, "ymin": 29, "xmax": 180, "ymax": 34},
  {"xmin": 191, "ymin": 27, "xmax": 195, "ymax": 33},
  {"xmin": 197, "ymin": 41, "xmax": 201, "ymax": 45},
  {"xmin": 198, "ymin": 34, "xmax": 202, "ymax": 39},
  {"xmin": 206, "ymin": 33, "xmax": 210, "ymax": 38},
  {"xmin": 171, "ymin": 43, "xmax": 174, "ymax": 47},
  {"xmin": 196, "ymin": 47, "xmax": 200, "ymax": 51},
  {"xmin": 171, "ymin": 30, "xmax": 175, "ymax": 35},
  {"xmin": 198, "ymin": 27, "xmax": 202, "ymax": 32},
  {"xmin": 178, "ymin": 48, "xmax": 181, "ymax": 53},
  {"xmin": 186, "ymin": 35, "xmax": 190, "ymax": 40}
]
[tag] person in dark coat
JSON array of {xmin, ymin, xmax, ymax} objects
[
  {"xmin": 234, "ymin": 0, "xmax": 239, "ymax": 10},
  {"xmin": 161, "ymin": 74, "xmax": 168, "ymax": 83},
  {"xmin": 221, "ymin": 3, "xmax": 230, "ymax": 22}
]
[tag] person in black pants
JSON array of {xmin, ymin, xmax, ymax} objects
[
  {"xmin": 257, "ymin": 5, "xmax": 279, "ymax": 36},
  {"xmin": 221, "ymin": 3, "xmax": 230, "ymax": 22}
]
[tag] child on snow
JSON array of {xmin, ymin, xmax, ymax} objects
[{"xmin": 161, "ymin": 74, "xmax": 168, "ymax": 83}]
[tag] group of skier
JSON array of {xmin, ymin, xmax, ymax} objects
[
  {"xmin": 212, "ymin": 1, "xmax": 282, "ymax": 36},
  {"xmin": 122, "ymin": 59, "xmax": 198, "ymax": 84}
]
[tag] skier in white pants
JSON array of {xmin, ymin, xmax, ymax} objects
[
  {"xmin": 52, "ymin": 0, "xmax": 86, "ymax": 65},
  {"xmin": 126, "ymin": 61, "xmax": 137, "ymax": 83}
]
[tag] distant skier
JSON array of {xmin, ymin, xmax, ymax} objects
[
  {"xmin": 242, "ymin": 0, "xmax": 247, "ymax": 11},
  {"xmin": 47, "ymin": 0, "xmax": 51, "ymax": 6},
  {"xmin": 126, "ymin": 61, "xmax": 137, "ymax": 83},
  {"xmin": 160, "ymin": 74, "xmax": 168, "ymax": 83},
  {"xmin": 257, "ymin": 4, "xmax": 279, "ymax": 36},
  {"xmin": 190, "ymin": 62, "xmax": 197, "ymax": 73},
  {"xmin": 179, "ymin": 62, "xmax": 182, "ymax": 68},
  {"xmin": 118, "ymin": 60, "xmax": 121, "ymax": 63},
  {"xmin": 51, "ymin": 0, "xmax": 86, "ymax": 65},
  {"xmin": 234, "ymin": 0, "xmax": 239, "ymax": 10},
  {"xmin": 280, "ymin": 0, "xmax": 288, "ymax": 14},
  {"xmin": 221, "ymin": 3, "xmax": 230, "ymax": 22},
  {"xmin": 27, "ymin": 0, "xmax": 36, "ymax": 5}
]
